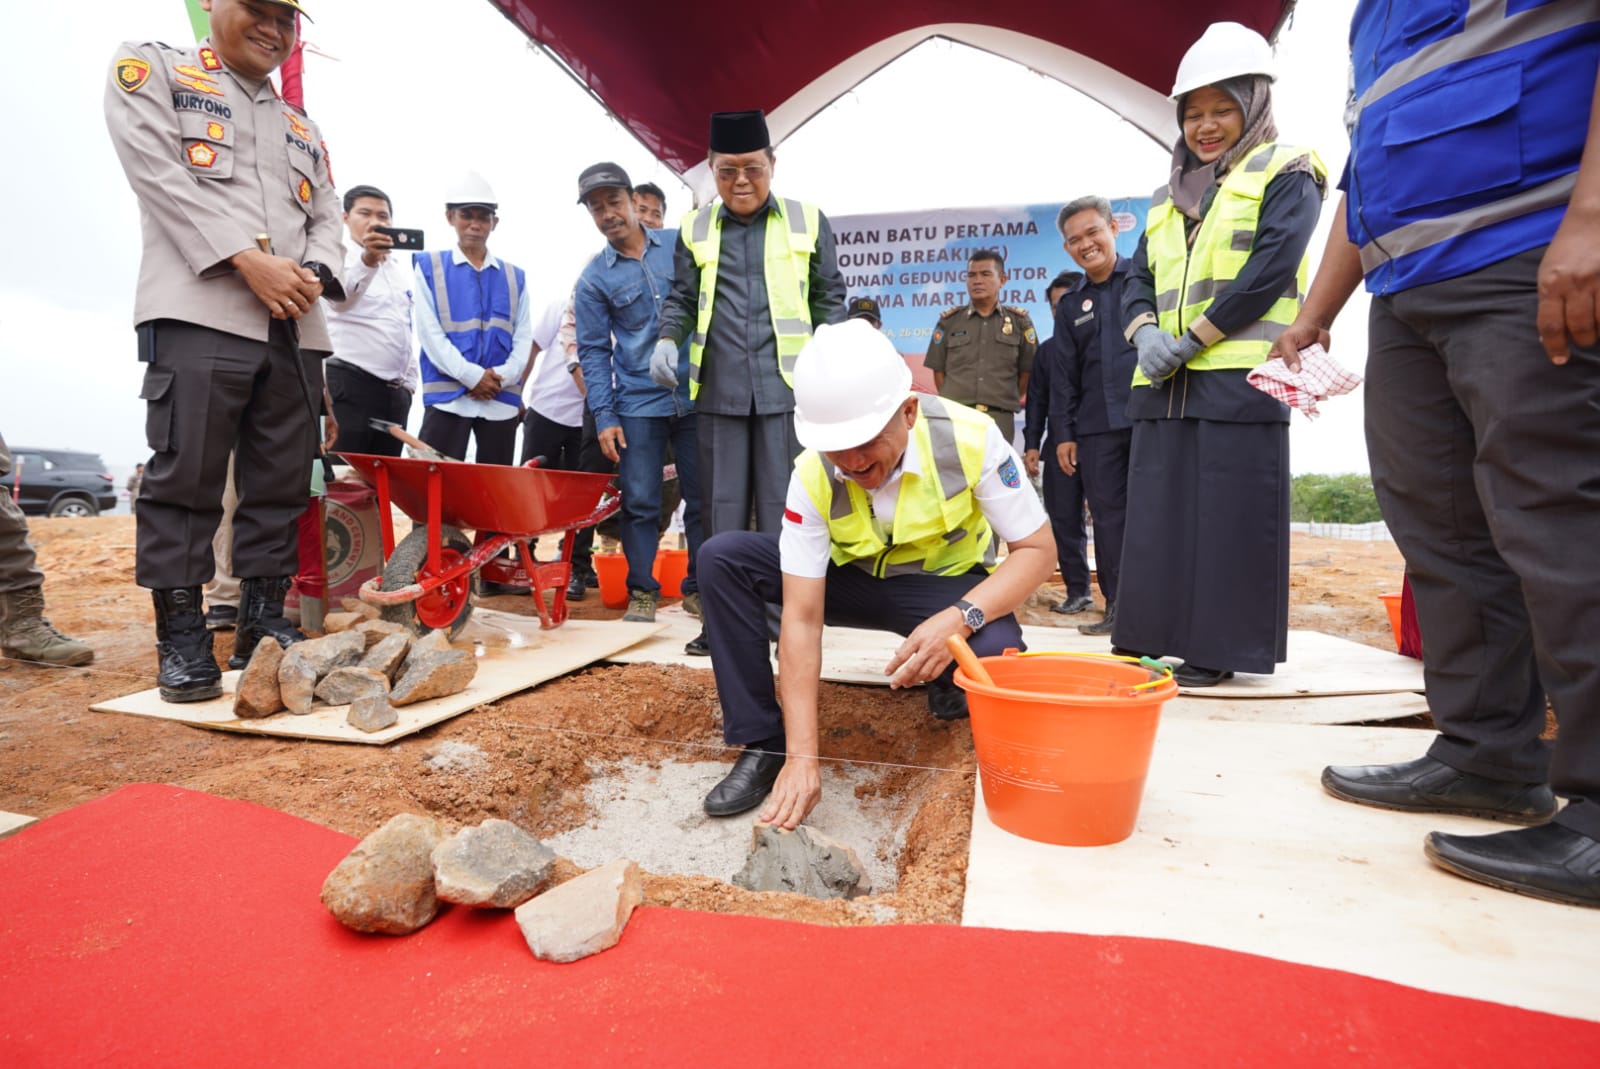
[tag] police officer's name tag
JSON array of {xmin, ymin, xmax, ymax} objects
[{"xmin": 1073, "ymin": 311, "xmax": 1095, "ymax": 326}]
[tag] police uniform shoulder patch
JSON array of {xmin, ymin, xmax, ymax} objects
[
  {"xmin": 939, "ymin": 305, "xmax": 963, "ymax": 320},
  {"xmin": 1005, "ymin": 305, "xmax": 1031, "ymax": 319},
  {"xmin": 115, "ymin": 58, "xmax": 151, "ymax": 93},
  {"xmin": 998, "ymin": 456, "xmax": 1021, "ymax": 489},
  {"xmin": 198, "ymin": 46, "xmax": 221, "ymax": 71},
  {"xmin": 932, "ymin": 328, "xmax": 944, "ymax": 344},
  {"xmin": 1023, "ymin": 326, "xmax": 1038, "ymax": 344}
]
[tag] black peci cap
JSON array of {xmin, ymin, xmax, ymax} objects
[{"xmin": 709, "ymin": 110, "xmax": 770, "ymax": 154}]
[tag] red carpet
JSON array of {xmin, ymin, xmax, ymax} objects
[{"xmin": 0, "ymin": 784, "xmax": 1592, "ymax": 1067}]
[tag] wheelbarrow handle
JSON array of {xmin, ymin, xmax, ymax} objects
[{"xmin": 368, "ymin": 418, "xmax": 455, "ymax": 462}]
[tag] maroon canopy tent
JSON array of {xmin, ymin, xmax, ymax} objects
[{"xmin": 486, "ymin": 1, "xmax": 1297, "ymax": 182}]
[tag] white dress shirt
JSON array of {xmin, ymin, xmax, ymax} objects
[
  {"xmin": 523, "ymin": 296, "xmax": 585, "ymax": 427},
  {"xmin": 326, "ymin": 247, "xmax": 418, "ymax": 392},
  {"xmin": 412, "ymin": 248, "xmax": 534, "ymax": 421}
]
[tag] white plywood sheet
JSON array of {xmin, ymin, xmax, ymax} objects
[
  {"xmin": 0, "ymin": 811, "xmax": 37, "ymax": 839},
  {"xmin": 962, "ymin": 718, "xmax": 1598, "ymax": 1022},
  {"xmin": 1164, "ymin": 690, "xmax": 1431, "ymax": 725},
  {"xmin": 89, "ymin": 612, "xmax": 664, "ymax": 745}
]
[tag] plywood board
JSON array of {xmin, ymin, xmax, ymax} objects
[
  {"xmin": 0, "ymin": 811, "xmax": 37, "ymax": 839},
  {"xmin": 962, "ymin": 718, "xmax": 1598, "ymax": 1022},
  {"xmin": 89, "ymin": 612, "xmax": 664, "ymax": 745},
  {"xmin": 1164, "ymin": 690, "xmax": 1431, "ymax": 725}
]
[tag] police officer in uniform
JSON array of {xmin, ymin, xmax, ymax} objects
[
  {"xmin": 1275, "ymin": 6, "xmax": 1600, "ymax": 907},
  {"xmin": 694, "ymin": 320, "xmax": 1055, "ymax": 824},
  {"xmin": 105, "ymin": 0, "xmax": 344, "ymax": 702},
  {"xmin": 923, "ymin": 249, "xmax": 1037, "ymax": 445}
]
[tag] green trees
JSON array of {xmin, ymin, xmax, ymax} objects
[{"xmin": 1291, "ymin": 474, "xmax": 1383, "ymax": 524}]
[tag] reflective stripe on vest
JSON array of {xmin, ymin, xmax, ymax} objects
[
  {"xmin": 795, "ymin": 395, "xmax": 996, "ymax": 578},
  {"xmin": 1139, "ymin": 141, "xmax": 1326, "ymax": 386},
  {"xmin": 416, "ymin": 250, "xmax": 524, "ymax": 408},
  {"xmin": 1347, "ymin": 0, "xmax": 1600, "ymax": 292},
  {"xmin": 682, "ymin": 198, "xmax": 819, "ymax": 401}
]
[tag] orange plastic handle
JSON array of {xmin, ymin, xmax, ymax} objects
[{"xmin": 946, "ymin": 633, "xmax": 995, "ymax": 686}]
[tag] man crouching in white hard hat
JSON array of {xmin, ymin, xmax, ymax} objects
[{"xmin": 696, "ymin": 318, "xmax": 1057, "ymax": 827}]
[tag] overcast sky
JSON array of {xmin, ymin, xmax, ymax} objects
[{"xmin": 0, "ymin": 0, "xmax": 1370, "ymax": 474}]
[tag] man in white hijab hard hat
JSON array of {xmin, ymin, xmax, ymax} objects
[{"xmin": 694, "ymin": 319, "xmax": 1056, "ymax": 827}]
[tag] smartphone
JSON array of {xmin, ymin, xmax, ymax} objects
[{"xmin": 372, "ymin": 226, "xmax": 425, "ymax": 250}]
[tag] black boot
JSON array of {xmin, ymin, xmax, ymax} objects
[
  {"xmin": 152, "ymin": 588, "xmax": 222, "ymax": 703},
  {"xmin": 229, "ymin": 575, "xmax": 306, "ymax": 669}
]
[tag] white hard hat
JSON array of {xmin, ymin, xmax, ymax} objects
[
  {"xmin": 445, "ymin": 171, "xmax": 498, "ymax": 209},
  {"xmin": 1171, "ymin": 21, "xmax": 1275, "ymax": 100},
  {"xmin": 792, "ymin": 319, "xmax": 913, "ymax": 452}
]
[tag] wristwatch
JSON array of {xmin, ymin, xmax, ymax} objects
[{"xmin": 954, "ymin": 599, "xmax": 985, "ymax": 633}]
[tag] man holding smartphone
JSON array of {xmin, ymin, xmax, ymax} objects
[{"xmin": 326, "ymin": 184, "xmax": 417, "ymax": 458}]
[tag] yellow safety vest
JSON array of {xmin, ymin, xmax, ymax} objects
[
  {"xmin": 1136, "ymin": 141, "xmax": 1327, "ymax": 387},
  {"xmin": 796, "ymin": 395, "xmax": 997, "ymax": 578},
  {"xmin": 681, "ymin": 197, "xmax": 820, "ymax": 400}
]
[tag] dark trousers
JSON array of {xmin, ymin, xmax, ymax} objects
[
  {"xmin": 617, "ymin": 412, "xmax": 703, "ymax": 595},
  {"xmin": 418, "ymin": 407, "xmax": 518, "ymax": 465},
  {"xmin": 134, "ymin": 319, "xmax": 323, "ymax": 588},
  {"xmin": 0, "ymin": 432, "xmax": 44, "ymax": 595},
  {"xmin": 699, "ymin": 531, "xmax": 1025, "ymax": 745},
  {"xmin": 1076, "ymin": 428, "xmax": 1131, "ymax": 604},
  {"xmin": 569, "ymin": 407, "xmax": 616, "ymax": 573},
  {"xmin": 1365, "ymin": 245, "xmax": 1600, "ymax": 839},
  {"xmin": 326, "ymin": 360, "xmax": 409, "ymax": 458},
  {"xmin": 1040, "ymin": 442, "xmax": 1089, "ymax": 599},
  {"xmin": 697, "ymin": 411, "xmax": 799, "ymax": 537},
  {"xmin": 520, "ymin": 408, "xmax": 582, "ymax": 469}
]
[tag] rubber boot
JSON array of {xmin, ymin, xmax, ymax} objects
[
  {"xmin": 152, "ymin": 587, "xmax": 222, "ymax": 703},
  {"xmin": 229, "ymin": 575, "xmax": 305, "ymax": 669},
  {"xmin": 0, "ymin": 587, "xmax": 94, "ymax": 667}
]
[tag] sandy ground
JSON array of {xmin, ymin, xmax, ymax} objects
[{"xmin": 1, "ymin": 514, "xmax": 1414, "ymax": 925}]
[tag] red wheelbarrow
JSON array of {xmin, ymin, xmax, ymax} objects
[{"xmin": 340, "ymin": 453, "xmax": 619, "ymax": 637}]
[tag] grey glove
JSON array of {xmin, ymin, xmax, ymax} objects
[
  {"xmin": 1174, "ymin": 331, "xmax": 1204, "ymax": 363},
  {"xmin": 1133, "ymin": 324, "xmax": 1184, "ymax": 382},
  {"xmin": 649, "ymin": 338, "xmax": 679, "ymax": 388}
]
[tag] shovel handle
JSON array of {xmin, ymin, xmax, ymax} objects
[{"xmin": 946, "ymin": 633, "xmax": 994, "ymax": 687}]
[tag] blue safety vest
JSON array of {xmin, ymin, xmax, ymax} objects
[
  {"xmin": 1345, "ymin": 0, "xmax": 1600, "ymax": 295},
  {"xmin": 416, "ymin": 250, "xmax": 525, "ymax": 407}
]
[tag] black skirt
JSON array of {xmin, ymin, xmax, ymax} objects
[{"xmin": 1111, "ymin": 401, "xmax": 1290, "ymax": 675}]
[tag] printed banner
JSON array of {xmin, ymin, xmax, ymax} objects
[{"xmin": 831, "ymin": 198, "xmax": 1149, "ymax": 390}]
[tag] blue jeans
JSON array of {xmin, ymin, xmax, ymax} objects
[{"xmin": 617, "ymin": 411, "xmax": 704, "ymax": 595}]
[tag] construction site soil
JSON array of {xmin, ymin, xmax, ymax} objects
[{"xmin": 3, "ymin": 515, "xmax": 1418, "ymax": 926}]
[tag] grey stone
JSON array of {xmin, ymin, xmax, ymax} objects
[
  {"xmin": 355, "ymin": 619, "xmax": 409, "ymax": 650},
  {"xmin": 347, "ymin": 693, "xmax": 399, "ymax": 733},
  {"xmin": 233, "ymin": 637, "xmax": 285, "ymax": 719},
  {"xmin": 314, "ymin": 667, "xmax": 390, "ymax": 706},
  {"xmin": 409, "ymin": 629, "xmax": 454, "ymax": 657},
  {"xmin": 514, "ymin": 859, "xmax": 642, "ymax": 963},
  {"xmin": 282, "ymin": 629, "xmax": 366, "ymax": 680},
  {"xmin": 320, "ymin": 813, "xmax": 446, "ymax": 934},
  {"xmin": 339, "ymin": 596, "xmax": 382, "ymax": 621},
  {"xmin": 390, "ymin": 646, "xmax": 477, "ymax": 707},
  {"xmin": 278, "ymin": 657, "xmax": 319, "ymax": 716},
  {"xmin": 360, "ymin": 632, "xmax": 412, "ymax": 682},
  {"xmin": 322, "ymin": 611, "xmax": 364, "ymax": 633},
  {"xmin": 732, "ymin": 824, "xmax": 869, "ymax": 900},
  {"xmin": 432, "ymin": 819, "xmax": 556, "ymax": 908}
]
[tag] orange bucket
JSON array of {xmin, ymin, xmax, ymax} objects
[
  {"xmin": 954, "ymin": 650, "xmax": 1178, "ymax": 846},
  {"xmin": 592, "ymin": 552, "xmax": 629, "ymax": 609},
  {"xmin": 653, "ymin": 548, "xmax": 689, "ymax": 599},
  {"xmin": 1379, "ymin": 593, "xmax": 1403, "ymax": 652}
]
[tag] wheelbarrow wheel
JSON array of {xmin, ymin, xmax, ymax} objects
[{"xmin": 379, "ymin": 524, "xmax": 477, "ymax": 638}]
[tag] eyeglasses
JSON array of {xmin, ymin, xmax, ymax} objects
[{"xmin": 715, "ymin": 164, "xmax": 769, "ymax": 182}]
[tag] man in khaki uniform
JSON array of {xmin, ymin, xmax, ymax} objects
[
  {"xmin": 104, "ymin": 0, "xmax": 344, "ymax": 702},
  {"xmin": 923, "ymin": 249, "xmax": 1037, "ymax": 444}
]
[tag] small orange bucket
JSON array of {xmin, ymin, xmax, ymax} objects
[
  {"xmin": 592, "ymin": 552, "xmax": 629, "ymax": 609},
  {"xmin": 954, "ymin": 650, "xmax": 1178, "ymax": 846},
  {"xmin": 1379, "ymin": 593, "xmax": 1403, "ymax": 652},
  {"xmin": 653, "ymin": 548, "xmax": 689, "ymax": 599}
]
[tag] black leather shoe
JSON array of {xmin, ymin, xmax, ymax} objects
[
  {"xmin": 1078, "ymin": 602, "xmax": 1115, "ymax": 636},
  {"xmin": 1174, "ymin": 663, "xmax": 1234, "ymax": 687},
  {"xmin": 152, "ymin": 588, "xmax": 222, "ymax": 703},
  {"xmin": 1425, "ymin": 823, "xmax": 1600, "ymax": 908},
  {"xmin": 1053, "ymin": 594, "xmax": 1095, "ymax": 615},
  {"xmin": 229, "ymin": 576, "xmax": 305, "ymax": 670},
  {"xmin": 565, "ymin": 574, "xmax": 587, "ymax": 601},
  {"xmin": 704, "ymin": 745, "xmax": 785, "ymax": 816},
  {"xmin": 684, "ymin": 629, "xmax": 709, "ymax": 656},
  {"xmin": 1321, "ymin": 754, "xmax": 1556, "ymax": 824},
  {"xmin": 927, "ymin": 678, "xmax": 969, "ymax": 721}
]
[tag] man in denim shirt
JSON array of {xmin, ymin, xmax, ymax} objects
[{"xmin": 574, "ymin": 162, "xmax": 704, "ymax": 625}]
